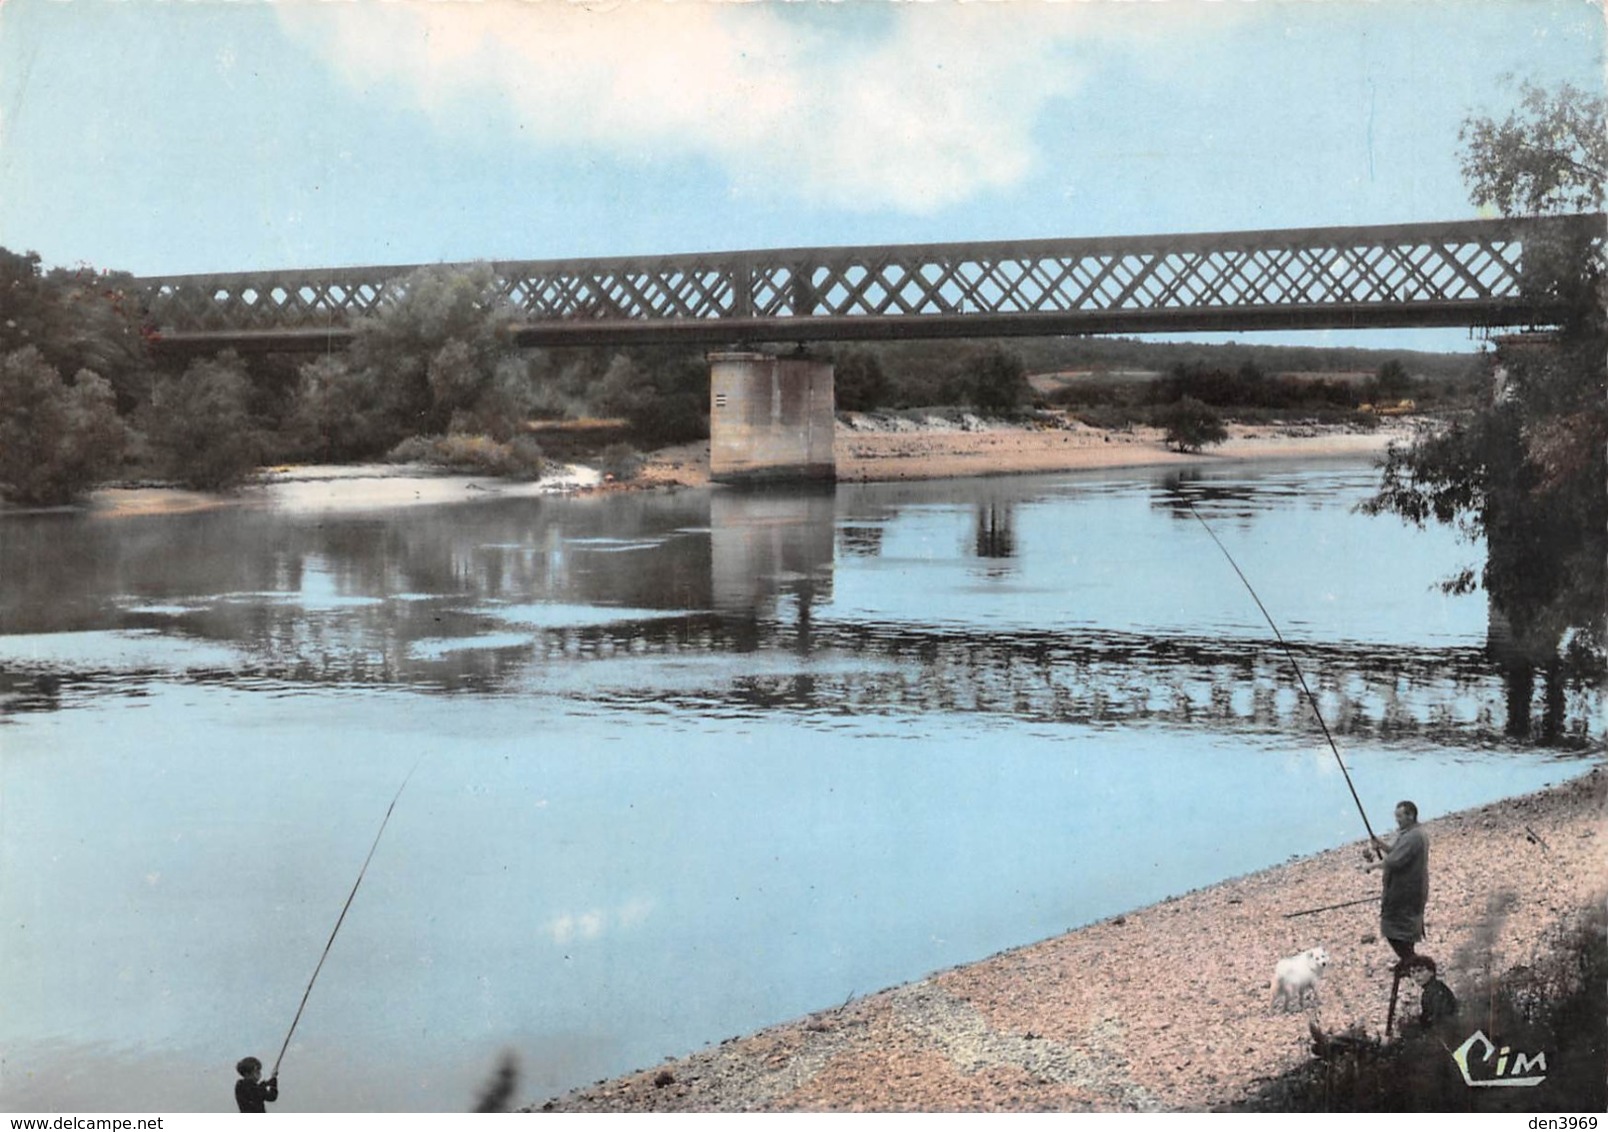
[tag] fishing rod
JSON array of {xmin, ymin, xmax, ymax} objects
[
  {"xmin": 1185, "ymin": 500, "xmax": 1381, "ymax": 848},
  {"xmin": 1284, "ymin": 895, "xmax": 1378, "ymax": 919},
  {"xmin": 271, "ymin": 760, "xmax": 420, "ymax": 1079}
]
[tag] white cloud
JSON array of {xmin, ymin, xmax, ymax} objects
[
  {"xmin": 546, "ymin": 910, "xmax": 603, "ymax": 944},
  {"xmin": 545, "ymin": 896, "xmax": 655, "ymax": 944},
  {"xmin": 273, "ymin": 0, "xmax": 1240, "ymax": 214}
]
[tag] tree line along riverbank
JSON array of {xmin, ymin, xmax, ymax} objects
[{"xmin": 3, "ymin": 237, "xmax": 1481, "ymax": 510}]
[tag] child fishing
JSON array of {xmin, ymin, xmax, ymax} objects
[
  {"xmin": 234, "ymin": 1057, "xmax": 279, "ymax": 1113},
  {"xmin": 250, "ymin": 760, "xmax": 419, "ymax": 1108}
]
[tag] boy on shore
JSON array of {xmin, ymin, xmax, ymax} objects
[
  {"xmin": 1406, "ymin": 955, "xmax": 1459, "ymax": 1030},
  {"xmin": 235, "ymin": 1056, "xmax": 279, "ymax": 1113}
]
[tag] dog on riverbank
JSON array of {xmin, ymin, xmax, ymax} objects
[{"xmin": 1271, "ymin": 946, "xmax": 1330, "ymax": 1012}]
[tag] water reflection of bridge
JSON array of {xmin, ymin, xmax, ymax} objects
[
  {"xmin": 0, "ymin": 488, "xmax": 1598, "ymax": 746},
  {"xmin": 492, "ymin": 617, "xmax": 1598, "ymax": 747},
  {"xmin": 7, "ymin": 601, "xmax": 1593, "ymax": 749}
]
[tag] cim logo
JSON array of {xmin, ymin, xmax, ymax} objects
[{"xmin": 1451, "ymin": 1030, "xmax": 1548, "ymax": 1087}]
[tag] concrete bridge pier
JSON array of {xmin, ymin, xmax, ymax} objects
[{"xmin": 708, "ymin": 351, "xmax": 836, "ymax": 485}]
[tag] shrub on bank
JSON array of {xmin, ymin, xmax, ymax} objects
[
  {"xmin": 0, "ymin": 346, "xmax": 129, "ymax": 505},
  {"xmin": 963, "ymin": 346, "xmax": 1034, "ymax": 414},
  {"xmin": 290, "ymin": 354, "xmax": 407, "ymax": 461},
  {"xmin": 599, "ymin": 443, "xmax": 644, "ymax": 481},
  {"xmin": 386, "ymin": 433, "xmax": 548, "ymax": 479},
  {"xmin": 1234, "ymin": 905, "xmax": 1606, "ymax": 1112},
  {"xmin": 1154, "ymin": 396, "xmax": 1228, "ymax": 452},
  {"xmin": 1150, "ymin": 361, "xmax": 1362, "ymax": 412}
]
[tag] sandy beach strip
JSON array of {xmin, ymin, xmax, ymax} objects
[
  {"xmin": 833, "ymin": 416, "xmax": 1415, "ymax": 483},
  {"xmin": 531, "ymin": 766, "xmax": 1604, "ymax": 1112},
  {"xmin": 85, "ymin": 462, "xmax": 603, "ymax": 517},
  {"xmin": 635, "ymin": 417, "xmax": 1421, "ymax": 491}
]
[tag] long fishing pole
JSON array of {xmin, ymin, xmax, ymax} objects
[
  {"xmin": 1284, "ymin": 895, "xmax": 1379, "ymax": 919},
  {"xmin": 271, "ymin": 760, "xmax": 420, "ymax": 1079},
  {"xmin": 1185, "ymin": 500, "xmax": 1381, "ymax": 848}
]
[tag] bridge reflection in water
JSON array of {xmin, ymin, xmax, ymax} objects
[{"xmin": 0, "ymin": 480, "xmax": 1598, "ymax": 748}]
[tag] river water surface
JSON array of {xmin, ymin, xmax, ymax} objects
[{"xmin": 0, "ymin": 460, "xmax": 1598, "ymax": 1112}]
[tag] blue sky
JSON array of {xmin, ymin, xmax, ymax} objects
[{"xmin": 1, "ymin": 0, "xmax": 1602, "ymax": 351}]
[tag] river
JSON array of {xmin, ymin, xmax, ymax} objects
[{"xmin": 0, "ymin": 459, "xmax": 1597, "ymax": 1112}]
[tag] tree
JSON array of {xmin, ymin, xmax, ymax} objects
[
  {"xmin": 1, "ymin": 248, "xmax": 154, "ymax": 413},
  {"xmin": 962, "ymin": 345, "xmax": 1032, "ymax": 415},
  {"xmin": 289, "ymin": 354, "xmax": 395, "ymax": 461},
  {"xmin": 1375, "ymin": 359, "xmax": 1411, "ymax": 401},
  {"xmin": 1154, "ymin": 396, "xmax": 1228, "ymax": 453},
  {"xmin": 0, "ymin": 346, "xmax": 129, "ymax": 505},
  {"xmin": 290, "ymin": 263, "xmax": 535, "ymax": 456},
  {"xmin": 1459, "ymin": 81, "xmax": 1606, "ymax": 217},
  {"xmin": 594, "ymin": 347, "xmax": 708, "ymax": 447},
  {"xmin": 1368, "ymin": 82, "xmax": 1606, "ymax": 669},
  {"xmin": 145, "ymin": 351, "xmax": 263, "ymax": 489},
  {"xmin": 832, "ymin": 348, "xmax": 890, "ymax": 412}
]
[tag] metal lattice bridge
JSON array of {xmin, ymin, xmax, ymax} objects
[{"xmin": 136, "ymin": 213, "xmax": 1604, "ymax": 353}]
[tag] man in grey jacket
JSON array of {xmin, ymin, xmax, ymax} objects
[{"xmin": 1367, "ymin": 800, "xmax": 1429, "ymax": 965}]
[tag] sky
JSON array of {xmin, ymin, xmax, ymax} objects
[{"xmin": 1, "ymin": 0, "xmax": 1603, "ymax": 352}]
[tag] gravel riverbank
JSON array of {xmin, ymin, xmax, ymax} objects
[{"xmin": 529, "ymin": 766, "xmax": 1604, "ymax": 1112}]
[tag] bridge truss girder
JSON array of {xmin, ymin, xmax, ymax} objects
[{"xmin": 136, "ymin": 213, "xmax": 1604, "ymax": 353}]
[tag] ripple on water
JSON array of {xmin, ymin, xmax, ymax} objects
[
  {"xmin": 481, "ymin": 603, "xmax": 700, "ymax": 629},
  {"xmin": 409, "ymin": 633, "xmax": 536, "ymax": 660},
  {"xmin": 0, "ymin": 630, "xmax": 246, "ymax": 671},
  {"xmin": 564, "ymin": 537, "xmax": 667, "ymax": 553}
]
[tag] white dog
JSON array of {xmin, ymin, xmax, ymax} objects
[{"xmin": 1271, "ymin": 946, "xmax": 1330, "ymax": 1012}]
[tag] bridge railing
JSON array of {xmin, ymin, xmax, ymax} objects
[{"xmin": 135, "ymin": 213, "xmax": 1605, "ymax": 349}]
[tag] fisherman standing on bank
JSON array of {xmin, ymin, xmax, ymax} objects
[
  {"xmin": 235, "ymin": 1056, "xmax": 279, "ymax": 1113},
  {"xmin": 1365, "ymin": 800, "xmax": 1429, "ymax": 965}
]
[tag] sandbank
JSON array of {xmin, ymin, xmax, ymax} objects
[{"xmin": 627, "ymin": 416, "xmax": 1423, "ymax": 493}]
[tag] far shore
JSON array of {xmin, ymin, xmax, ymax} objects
[
  {"xmin": 531, "ymin": 766, "xmax": 1605, "ymax": 1112},
  {"xmin": 72, "ymin": 415, "xmax": 1427, "ymax": 519}
]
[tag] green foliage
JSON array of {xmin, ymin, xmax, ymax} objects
[
  {"xmin": 961, "ymin": 345, "xmax": 1032, "ymax": 414},
  {"xmin": 829, "ymin": 336, "xmax": 1480, "ymax": 410},
  {"xmin": 1369, "ymin": 82, "xmax": 1606, "ymax": 662},
  {"xmin": 525, "ymin": 349, "xmax": 613, "ymax": 421},
  {"xmin": 1374, "ymin": 359, "xmax": 1411, "ymax": 400},
  {"xmin": 831, "ymin": 348, "xmax": 890, "ymax": 412},
  {"xmin": 1151, "ymin": 361, "xmax": 1360, "ymax": 410},
  {"xmin": 594, "ymin": 348, "xmax": 708, "ymax": 447},
  {"xmin": 599, "ymin": 443, "xmax": 644, "ymax": 481},
  {"xmin": 1, "ymin": 248, "xmax": 153, "ymax": 414},
  {"xmin": 145, "ymin": 351, "xmax": 262, "ymax": 490},
  {"xmin": 0, "ymin": 346, "xmax": 129, "ymax": 505},
  {"xmin": 386, "ymin": 433, "xmax": 547, "ymax": 479},
  {"xmin": 1459, "ymin": 80, "xmax": 1606, "ymax": 216},
  {"xmin": 1153, "ymin": 396, "xmax": 1228, "ymax": 453},
  {"xmin": 290, "ymin": 264, "xmax": 535, "ymax": 457},
  {"xmin": 288, "ymin": 354, "xmax": 399, "ymax": 462}
]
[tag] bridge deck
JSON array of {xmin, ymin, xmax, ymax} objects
[{"xmin": 136, "ymin": 214, "xmax": 1604, "ymax": 352}]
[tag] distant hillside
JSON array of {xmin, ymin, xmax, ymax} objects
[
  {"xmin": 799, "ymin": 334, "xmax": 1487, "ymax": 414},
  {"xmin": 820, "ymin": 335, "xmax": 1484, "ymax": 385}
]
